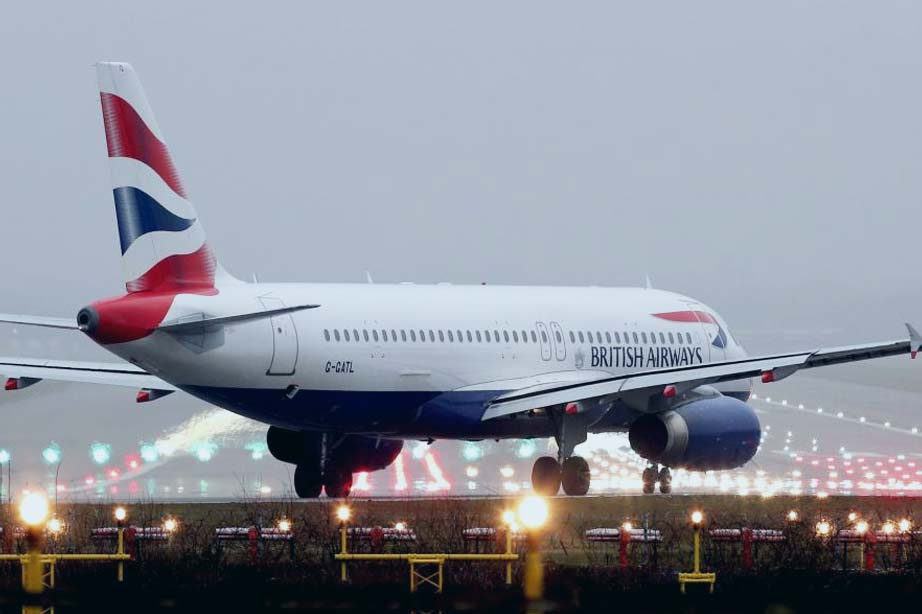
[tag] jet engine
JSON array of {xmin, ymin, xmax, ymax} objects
[
  {"xmin": 628, "ymin": 394, "xmax": 760, "ymax": 470},
  {"xmin": 267, "ymin": 426, "xmax": 402, "ymax": 472}
]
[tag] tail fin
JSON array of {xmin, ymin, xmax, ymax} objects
[{"xmin": 96, "ymin": 62, "xmax": 231, "ymax": 293}]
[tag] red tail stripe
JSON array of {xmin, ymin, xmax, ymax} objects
[
  {"xmin": 652, "ymin": 310, "xmax": 717, "ymax": 324},
  {"xmin": 125, "ymin": 243, "xmax": 217, "ymax": 293},
  {"xmin": 100, "ymin": 93, "xmax": 187, "ymax": 198}
]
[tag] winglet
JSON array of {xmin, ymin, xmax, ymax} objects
[{"xmin": 907, "ymin": 323, "xmax": 922, "ymax": 359}]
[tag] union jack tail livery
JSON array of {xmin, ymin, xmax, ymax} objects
[{"xmin": 96, "ymin": 62, "xmax": 226, "ymax": 293}]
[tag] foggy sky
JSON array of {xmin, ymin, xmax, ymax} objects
[{"xmin": 1, "ymin": 1, "xmax": 921, "ymax": 345}]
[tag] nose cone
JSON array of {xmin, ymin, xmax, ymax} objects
[{"xmin": 76, "ymin": 306, "xmax": 99, "ymax": 334}]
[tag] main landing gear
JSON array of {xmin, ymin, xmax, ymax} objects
[
  {"xmin": 641, "ymin": 465, "xmax": 672, "ymax": 494},
  {"xmin": 530, "ymin": 406, "xmax": 592, "ymax": 496}
]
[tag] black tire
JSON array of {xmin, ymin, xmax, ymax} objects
[
  {"xmin": 324, "ymin": 467, "xmax": 353, "ymax": 498},
  {"xmin": 658, "ymin": 468, "xmax": 672, "ymax": 494},
  {"xmin": 293, "ymin": 464, "xmax": 322, "ymax": 498},
  {"xmin": 561, "ymin": 456, "xmax": 591, "ymax": 496},
  {"xmin": 531, "ymin": 456, "xmax": 561, "ymax": 496},
  {"xmin": 641, "ymin": 467, "xmax": 656, "ymax": 494}
]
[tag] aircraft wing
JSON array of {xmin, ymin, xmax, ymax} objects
[
  {"xmin": 481, "ymin": 325, "xmax": 922, "ymax": 420},
  {"xmin": 0, "ymin": 357, "xmax": 176, "ymax": 391}
]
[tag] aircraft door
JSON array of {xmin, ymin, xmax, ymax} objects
[
  {"xmin": 536, "ymin": 322, "xmax": 552, "ymax": 361},
  {"xmin": 259, "ymin": 297, "xmax": 299, "ymax": 375},
  {"xmin": 549, "ymin": 321, "xmax": 567, "ymax": 361}
]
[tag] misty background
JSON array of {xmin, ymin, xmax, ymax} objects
[{"xmin": 0, "ymin": 2, "xmax": 920, "ymax": 497}]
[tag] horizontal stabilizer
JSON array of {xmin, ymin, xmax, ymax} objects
[
  {"xmin": 0, "ymin": 314, "xmax": 77, "ymax": 330},
  {"xmin": 157, "ymin": 303, "xmax": 320, "ymax": 334}
]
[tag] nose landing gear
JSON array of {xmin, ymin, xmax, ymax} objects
[{"xmin": 529, "ymin": 406, "xmax": 592, "ymax": 496}]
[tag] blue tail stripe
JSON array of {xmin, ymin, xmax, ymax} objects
[{"xmin": 113, "ymin": 187, "xmax": 195, "ymax": 254}]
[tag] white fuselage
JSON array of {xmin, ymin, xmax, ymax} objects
[{"xmin": 103, "ymin": 283, "xmax": 749, "ymax": 439}]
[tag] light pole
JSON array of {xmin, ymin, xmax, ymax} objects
[
  {"xmin": 336, "ymin": 505, "xmax": 351, "ymax": 582},
  {"xmin": 517, "ymin": 495, "xmax": 549, "ymax": 602},
  {"xmin": 114, "ymin": 506, "xmax": 127, "ymax": 582},
  {"xmin": 19, "ymin": 492, "xmax": 50, "ymax": 595}
]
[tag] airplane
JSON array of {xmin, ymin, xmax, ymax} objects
[{"xmin": 1, "ymin": 62, "xmax": 920, "ymax": 498}]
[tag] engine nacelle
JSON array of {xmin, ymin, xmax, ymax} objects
[
  {"xmin": 628, "ymin": 395, "xmax": 760, "ymax": 470},
  {"xmin": 331, "ymin": 436, "xmax": 403, "ymax": 473},
  {"xmin": 267, "ymin": 427, "xmax": 403, "ymax": 473},
  {"xmin": 267, "ymin": 426, "xmax": 320, "ymax": 464}
]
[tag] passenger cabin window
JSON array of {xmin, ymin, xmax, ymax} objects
[
  {"xmin": 632, "ymin": 332, "xmax": 638, "ymax": 343},
  {"xmin": 605, "ymin": 332, "xmax": 611, "ymax": 343},
  {"xmin": 578, "ymin": 331, "xmax": 585, "ymax": 343},
  {"xmin": 512, "ymin": 331, "xmax": 519, "ymax": 343},
  {"xmin": 614, "ymin": 332, "xmax": 621, "ymax": 343},
  {"xmin": 457, "ymin": 329, "xmax": 463, "ymax": 342},
  {"xmin": 494, "ymin": 329, "xmax": 500, "ymax": 342},
  {"xmin": 429, "ymin": 330, "xmax": 435, "ymax": 342},
  {"xmin": 324, "ymin": 329, "xmax": 330, "ymax": 342},
  {"xmin": 569, "ymin": 331, "xmax": 576, "ymax": 343},
  {"xmin": 531, "ymin": 331, "xmax": 538, "ymax": 343},
  {"xmin": 677, "ymin": 332, "xmax": 683, "ymax": 344},
  {"xmin": 419, "ymin": 330, "xmax": 425, "ymax": 342},
  {"xmin": 438, "ymin": 330, "xmax": 445, "ymax": 342},
  {"xmin": 381, "ymin": 330, "xmax": 388, "ymax": 342},
  {"xmin": 410, "ymin": 330, "xmax": 417, "ymax": 342},
  {"xmin": 686, "ymin": 332, "xmax": 693, "ymax": 344},
  {"xmin": 659, "ymin": 332, "xmax": 665, "ymax": 344},
  {"xmin": 521, "ymin": 330, "xmax": 528, "ymax": 343},
  {"xmin": 391, "ymin": 329, "xmax": 397, "ymax": 341},
  {"xmin": 467, "ymin": 330, "xmax": 473, "ymax": 342},
  {"xmin": 447, "ymin": 330, "xmax": 454, "ymax": 342},
  {"xmin": 503, "ymin": 331, "xmax": 510, "ymax": 343},
  {"xmin": 555, "ymin": 331, "xmax": 562, "ymax": 343},
  {"xmin": 401, "ymin": 330, "xmax": 407, "ymax": 342},
  {"xmin": 476, "ymin": 331, "xmax": 482, "ymax": 342},
  {"xmin": 668, "ymin": 332, "xmax": 674, "ymax": 343},
  {"xmin": 372, "ymin": 330, "xmax": 379, "ymax": 342}
]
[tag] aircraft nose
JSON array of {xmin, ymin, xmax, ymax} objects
[{"xmin": 77, "ymin": 306, "xmax": 99, "ymax": 334}]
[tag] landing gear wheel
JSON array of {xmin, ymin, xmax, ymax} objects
[
  {"xmin": 561, "ymin": 456, "xmax": 591, "ymax": 496},
  {"xmin": 641, "ymin": 466, "xmax": 656, "ymax": 494},
  {"xmin": 293, "ymin": 464, "xmax": 322, "ymax": 498},
  {"xmin": 531, "ymin": 456, "xmax": 562, "ymax": 496},
  {"xmin": 658, "ymin": 467, "xmax": 672, "ymax": 494},
  {"xmin": 324, "ymin": 467, "xmax": 353, "ymax": 498}
]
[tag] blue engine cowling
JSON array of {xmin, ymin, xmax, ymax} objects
[{"xmin": 628, "ymin": 395, "xmax": 760, "ymax": 470}]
